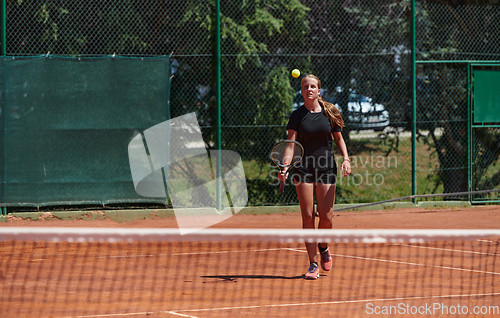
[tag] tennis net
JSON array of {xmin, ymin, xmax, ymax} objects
[{"xmin": 1, "ymin": 228, "xmax": 500, "ymax": 317}]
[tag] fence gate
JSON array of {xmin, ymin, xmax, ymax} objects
[{"xmin": 469, "ymin": 64, "xmax": 500, "ymax": 203}]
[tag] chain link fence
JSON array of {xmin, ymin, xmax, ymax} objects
[
  {"xmin": 414, "ymin": 2, "xmax": 500, "ymax": 203},
  {"xmin": 3, "ymin": 0, "xmax": 500, "ymax": 207}
]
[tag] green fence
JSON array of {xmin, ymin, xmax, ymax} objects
[
  {"xmin": 469, "ymin": 65, "xmax": 500, "ymax": 203},
  {"xmin": 1, "ymin": 0, "xmax": 500, "ymax": 210},
  {"xmin": 0, "ymin": 56, "xmax": 171, "ymax": 210}
]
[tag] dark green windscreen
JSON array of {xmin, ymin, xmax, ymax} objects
[
  {"xmin": 474, "ymin": 70, "xmax": 500, "ymax": 124},
  {"xmin": 0, "ymin": 57, "xmax": 170, "ymax": 205}
]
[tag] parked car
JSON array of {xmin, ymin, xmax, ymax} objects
[{"xmin": 293, "ymin": 89, "xmax": 390, "ymax": 131}]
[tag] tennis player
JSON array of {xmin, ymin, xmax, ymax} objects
[{"xmin": 279, "ymin": 74, "xmax": 351, "ymax": 279}]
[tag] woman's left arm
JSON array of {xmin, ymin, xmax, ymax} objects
[{"xmin": 332, "ymin": 131, "xmax": 351, "ymax": 177}]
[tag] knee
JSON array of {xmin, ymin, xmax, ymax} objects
[
  {"xmin": 318, "ymin": 217, "xmax": 333, "ymax": 229},
  {"xmin": 317, "ymin": 211, "xmax": 333, "ymax": 228},
  {"xmin": 301, "ymin": 214, "xmax": 315, "ymax": 229}
]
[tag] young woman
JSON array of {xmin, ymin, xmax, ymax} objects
[{"xmin": 279, "ymin": 74, "xmax": 351, "ymax": 279}]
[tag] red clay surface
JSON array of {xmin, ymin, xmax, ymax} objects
[
  {"xmin": 1, "ymin": 205, "xmax": 500, "ymax": 317},
  {"xmin": 1, "ymin": 205, "xmax": 500, "ymax": 229}
]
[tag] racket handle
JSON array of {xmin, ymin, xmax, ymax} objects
[{"xmin": 279, "ymin": 180, "xmax": 285, "ymax": 193}]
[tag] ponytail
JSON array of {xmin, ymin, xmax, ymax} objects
[{"xmin": 318, "ymin": 96, "xmax": 345, "ymax": 135}]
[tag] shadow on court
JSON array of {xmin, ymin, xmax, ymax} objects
[{"xmin": 202, "ymin": 274, "xmax": 304, "ymax": 281}]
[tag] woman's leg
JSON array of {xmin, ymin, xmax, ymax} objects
[
  {"xmin": 294, "ymin": 180, "xmax": 317, "ymax": 263},
  {"xmin": 316, "ymin": 182, "xmax": 335, "ymax": 231},
  {"xmin": 315, "ymin": 182, "xmax": 335, "ymax": 271}
]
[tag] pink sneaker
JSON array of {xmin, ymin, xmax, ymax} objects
[
  {"xmin": 319, "ymin": 246, "xmax": 332, "ymax": 271},
  {"xmin": 304, "ymin": 263, "xmax": 319, "ymax": 279}
]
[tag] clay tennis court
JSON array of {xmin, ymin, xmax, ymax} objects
[{"xmin": 1, "ymin": 205, "xmax": 500, "ymax": 317}]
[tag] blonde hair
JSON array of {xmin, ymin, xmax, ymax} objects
[{"xmin": 301, "ymin": 74, "xmax": 344, "ymax": 132}]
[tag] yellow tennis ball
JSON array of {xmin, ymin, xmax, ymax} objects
[{"xmin": 291, "ymin": 69, "xmax": 300, "ymax": 78}]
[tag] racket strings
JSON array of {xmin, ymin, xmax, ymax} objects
[{"xmin": 271, "ymin": 142, "xmax": 303, "ymax": 167}]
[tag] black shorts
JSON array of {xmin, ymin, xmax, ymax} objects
[{"xmin": 293, "ymin": 168, "xmax": 337, "ymax": 185}]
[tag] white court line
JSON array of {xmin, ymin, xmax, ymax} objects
[
  {"xmin": 477, "ymin": 239, "xmax": 497, "ymax": 244},
  {"xmin": 285, "ymin": 245, "xmax": 500, "ymax": 276},
  {"xmin": 95, "ymin": 255, "xmax": 154, "ymax": 259},
  {"xmin": 72, "ymin": 292, "xmax": 500, "ymax": 317},
  {"xmin": 164, "ymin": 312, "xmax": 199, "ymax": 318},
  {"xmin": 29, "ymin": 254, "xmax": 157, "ymax": 261},
  {"xmin": 74, "ymin": 312, "xmax": 198, "ymax": 318},
  {"xmin": 78, "ymin": 242, "xmax": 500, "ymax": 260},
  {"xmin": 397, "ymin": 243, "xmax": 500, "ymax": 257},
  {"xmin": 174, "ymin": 245, "xmax": 500, "ymax": 276},
  {"xmin": 25, "ymin": 248, "xmax": 290, "ymax": 262},
  {"xmin": 173, "ymin": 248, "xmax": 286, "ymax": 256},
  {"xmin": 475, "ymin": 238, "xmax": 499, "ymax": 244},
  {"xmin": 74, "ymin": 311, "xmax": 154, "ymax": 317},
  {"xmin": 284, "ymin": 247, "xmax": 307, "ymax": 253},
  {"xmin": 172, "ymin": 292, "xmax": 500, "ymax": 313},
  {"xmin": 35, "ymin": 239, "xmax": 500, "ymax": 260},
  {"xmin": 70, "ymin": 246, "xmax": 500, "ymax": 318},
  {"xmin": 330, "ymin": 253, "xmax": 500, "ymax": 276}
]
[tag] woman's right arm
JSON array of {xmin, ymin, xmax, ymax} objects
[{"xmin": 278, "ymin": 130, "xmax": 298, "ymax": 181}]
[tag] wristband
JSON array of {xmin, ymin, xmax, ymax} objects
[{"xmin": 343, "ymin": 158, "xmax": 350, "ymax": 163}]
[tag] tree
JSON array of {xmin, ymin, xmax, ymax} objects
[
  {"xmin": 6, "ymin": 0, "xmax": 500, "ymax": 203},
  {"xmin": 416, "ymin": 1, "xmax": 500, "ymax": 197}
]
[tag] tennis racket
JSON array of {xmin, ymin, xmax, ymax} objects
[{"xmin": 270, "ymin": 140, "xmax": 304, "ymax": 193}]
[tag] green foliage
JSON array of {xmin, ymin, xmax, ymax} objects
[{"xmin": 5, "ymin": 0, "xmax": 500, "ymax": 205}]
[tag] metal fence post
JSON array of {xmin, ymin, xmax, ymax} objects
[
  {"xmin": 216, "ymin": 0, "xmax": 222, "ymax": 211},
  {"xmin": 411, "ymin": 0, "xmax": 417, "ymax": 204},
  {"xmin": 1, "ymin": 0, "xmax": 5, "ymax": 56},
  {"xmin": 1, "ymin": 0, "xmax": 5, "ymax": 215}
]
